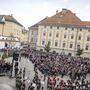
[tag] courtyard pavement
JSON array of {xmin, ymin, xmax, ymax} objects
[{"xmin": 0, "ymin": 76, "xmax": 15, "ymax": 90}]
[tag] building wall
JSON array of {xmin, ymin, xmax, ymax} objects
[
  {"xmin": 36, "ymin": 25, "xmax": 90, "ymax": 58},
  {"xmin": 29, "ymin": 28, "xmax": 38, "ymax": 47},
  {"xmin": 0, "ymin": 21, "xmax": 28, "ymax": 43},
  {"xmin": 0, "ymin": 24, "xmax": 4, "ymax": 36},
  {"xmin": 2, "ymin": 21, "xmax": 22, "ymax": 38}
]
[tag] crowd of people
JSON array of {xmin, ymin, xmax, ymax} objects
[
  {"xmin": 0, "ymin": 59, "xmax": 11, "ymax": 76},
  {"xmin": 20, "ymin": 48, "xmax": 90, "ymax": 90},
  {"xmin": 47, "ymin": 76, "xmax": 89, "ymax": 90},
  {"xmin": 0, "ymin": 47, "xmax": 90, "ymax": 89},
  {"xmin": 27, "ymin": 65, "xmax": 90, "ymax": 90},
  {"xmin": 28, "ymin": 49, "xmax": 90, "ymax": 79}
]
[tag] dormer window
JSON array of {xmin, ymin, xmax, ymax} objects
[
  {"xmin": 72, "ymin": 28, "xmax": 74, "ymax": 30},
  {"xmin": 50, "ymin": 26, "xmax": 52, "ymax": 29},
  {"xmin": 65, "ymin": 28, "xmax": 67, "ymax": 30},
  {"xmin": 80, "ymin": 28, "xmax": 82, "ymax": 31},
  {"xmin": 57, "ymin": 26, "xmax": 59, "ymax": 29}
]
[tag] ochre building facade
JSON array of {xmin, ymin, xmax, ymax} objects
[
  {"xmin": 0, "ymin": 15, "xmax": 28, "ymax": 47},
  {"xmin": 29, "ymin": 9, "xmax": 90, "ymax": 57}
]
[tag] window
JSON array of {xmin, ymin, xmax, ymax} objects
[
  {"xmin": 50, "ymin": 26, "xmax": 52, "ymax": 29},
  {"xmin": 87, "ymin": 36, "xmax": 90, "ymax": 41},
  {"xmin": 63, "ymin": 43, "xmax": 66, "ymax": 47},
  {"xmin": 57, "ymin": 26, "xmax": 59, "ymax": 29},
  {"xmin": 56, "ymin": 33, "xmax": 59, "ymax": 37},
  {"xmin": 70, "ymin": 44, "xmax": 73, "ymax": 48},
  {"xmin": 64, "ymin": 35, "xmax": 66, "ymax": 38},
  {"xmin": 71, "ymin": 35, "xmax": 74, "ymax": 39},
  {"xmin": 42, "ymin": 41, "xmax": 45, "ymax": 45},
  {"xmin": 77, "ymin": 45, "xmax": 80, "ymax": 50},
  {"xmin": 85, "ymin": 45, "xmax": 89, "ymax": 50},
  {"xmin": 48, "ymin": 41, "xmax": 51, "ymax": 45},
  {"xmin": 43, "ymin": 32, "xmax": 46, "ymax": 36},
  {"xmin": 72, "ymin": 28, "xmax": 74, "ymax": 30},
  {"xmin": 80, "ymin": 28, "xmax": 82, "ymax": 31},
  {"xmin": 65, "ymin": 27, "xmax": 67, "ymax": 30},
  {"xmin": 68, "ymin": 53, "xmax": 72, "ymax": 56},
  {"xmin": 88, "ymin": 29, "xmax": 90, "ymax": 32},
  {"xmin": 78, "ymin": 36, "xmax": 81, "ymax": 40},
  {"xmin": 55, "ymin": 41, "xmax": 58, "ymax": 46},
  {"xmin": 49, "ymin": 33, "xmax": 52, "ymax": 37}
]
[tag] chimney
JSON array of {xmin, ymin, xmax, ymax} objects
[
  {"xmin": 10, "ymin": 14, "xmax": 13, "ymax": 16},
  {"xmin": 56, "ymin": 10, "xmax": 58, "ymax": 14},
  {"xmin": 62, "ymin": 8, "xmax": 67, "ymax": 14},
  {"xmin": 62, "ymin": 8, "xmax": 67, "ymax": 11}
]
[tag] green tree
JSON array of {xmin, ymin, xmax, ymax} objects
[
  {"xmin": 44, "ymin": 41, "xmax": 51, "ymax": 52},
  {"xmin": 76, "ymin": 49, "xmax": 83, "ymax": 57}
]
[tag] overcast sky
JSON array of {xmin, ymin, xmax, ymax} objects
[{"xmin": 0, "ymin": 0, "xmax": 90, "ymax": 28}]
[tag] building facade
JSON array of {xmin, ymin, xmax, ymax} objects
[
  {"xmin": 0, "ymin": 15, "xmax": 28, "ymax": 48},
  {"xmin": 29, "ymin": 9, "xmax": 90, "ymax": 57}
]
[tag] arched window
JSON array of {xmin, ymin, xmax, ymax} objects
[
  {"xmin": 63, "ymin": 43, "xmax": 66, "ymax": 47},
  {"xmin": 70, "ymin": 43, "xmax": 73, "ymax": 48},
  {"xmin": 56, "ymin": 33, "xmax": 59, "ymax": 38},
  {"xmin": 55, "ymin": 41, "xmax": 58, "ymax": 46},
  {"xmin": 78, "ymin": 35, "xmax": 82, "ymax": 40},
  {"xmin": 85, "ymin": 44, "xmax": 89, "ymax": 50},
  {"xmin": 64, "ymin": 34, "xmax": 67, "ymax": 38},
  {"xmin": 71, "ymin": 35, "xmax": 74, "ymax": 39},
  {"xmin": 87, "ymin": 36, "xmax": 90, "ymax": 41},
  {"xmin": 77, "ymin": 44, "xmax": 80, "ymax": 50}
]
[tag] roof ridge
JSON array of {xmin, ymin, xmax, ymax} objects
[
  {"xmin": 0, "ymin": 14, "xmax": 23, "ymax": 26},
  {"xmin": 29, "ymin": 9, "xmax": 90, "ymax": 28}
]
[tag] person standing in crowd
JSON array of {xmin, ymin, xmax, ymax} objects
[
  {"xmin": 37, "ymin": 79, "xmax": 41, "ymax": 90},
  {"xmin": 28, "ymin": 83, "xmax": 35, "ymax": 90},
  {"xmin": 16, "ymin": 74, "xmax": 22, "ymax": 90},
  {"xmin": 21, "ymin": 80, "xmax": 26, "ymax": 90}
]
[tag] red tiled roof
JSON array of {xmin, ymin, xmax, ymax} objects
[
  {"xmin": 82, "ymin": 21, "xmax": 90, "ymax": 26},
  {"xmin": 0, "ymin": 15, "xmax": 23, "ymax": 26},
  {"xmin": 31, "ymin": 9, "xmax": 90, "ymax": 27}
]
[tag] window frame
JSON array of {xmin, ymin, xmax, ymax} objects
[
  {"xmin": 55, "ymin": 41, "xmax": 58, "ymax": 46},
  {"xmin": 70, "ymin": 43, "xmax": 73, "ymax": 48}
]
